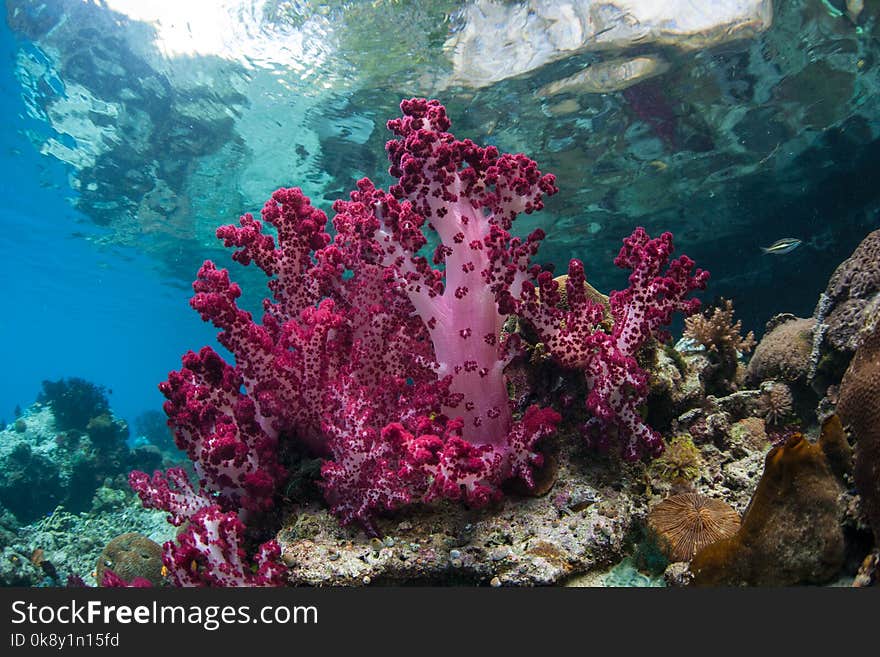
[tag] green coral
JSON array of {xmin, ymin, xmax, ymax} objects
[{"xmin": 650, "ymin": 435, "xmax": 702, "ymax": 483}]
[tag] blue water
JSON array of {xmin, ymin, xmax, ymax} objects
[{"xmin": 0, "ymin": 19, "xmax": 214, "ymax": 429}]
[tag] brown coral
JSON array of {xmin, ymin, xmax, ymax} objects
[
  {"xmin": 649, "ymin": 435, "xmax": 702, "ymax": 483},
  {"xmin": 647, "ymin": 493, "xmax": 740, "ymax": 563},
  {"xmin": 684, "ymin": 298, "xmax": 755, "ymax": 394},
  {"xmin": 814, "ymin": 228, "xmax": 880, "ymax": 354},
  {"xmin": 837, "ymin": 323, "xmax": 880, "ymax": 543},
  {"xmin": 685, "ymin": 298, "xmax": 755, "ymax": 356},
  {"xmin": 746, "ymin": 316, "xmax": 815, "ymax": 386},
  {"xmin": 690, "ymin": 429, "xmax": 845, "ymax": 586},
  {"xmin": 96, "ymin": 533, "xmax": 164, "ymax": 586}
]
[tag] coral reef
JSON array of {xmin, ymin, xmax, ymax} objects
[
  {"xmin": 0, "ymin": 547, "xmax": 43, "ymax": 587},
  {"xmin": 95, "ymin": 532, "xmax": 164, "ymax": 586},
  {"xmin": 0, "ymin": 494, "xmax": 173, "ymax": 587},
  {"xmin": 277, "ymin": 435, "xmax": 643, "ymax": 586},
  {"xmin": 647, "ymin": 493, "xmax": 740, "ymax": 563},
  {"xmin": 683, "ymin": 298, "xmax": 754, "ymax": 394},
  {"xmin": 649, "ymin": 435, "xmax": 702, "ymax": 484},
  {"xmin": 746, "ymin": 316, "xmax": 815, "ymax": 386},
  {"xmin": 0, "ymin": 403, "xmax": 164, "ymax": 523},
  {"xmin": 36, "ymin": 377, "xmax": 110, "ymax": 433},
  {"xmin": 811, "ymin": 229, "xmax": 880, "ymax": 375},
  {"xmin": 690, "ymin": 429, "xmax": 845, "ymax": 586},
  {"xmin": 0, "ymin": 442, "xmax": 63, "ymax": 523},
  {"xmin": 836, "ymin": 323, "xmax": 880, "ymax": 544}
]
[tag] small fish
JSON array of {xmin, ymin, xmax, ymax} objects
[{"xmin": 761, "ymin": 238, "xmax": 803, "ymax": 255}]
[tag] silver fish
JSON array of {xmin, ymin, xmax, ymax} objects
[{"xmin": 761, "ymin": 238, "xmax": 803, "ymax": 255}]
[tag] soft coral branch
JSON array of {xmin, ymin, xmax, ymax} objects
[
  {"xmin": 521, "ymin": 228, "xmax": 708, "ymax": 460},
  {"xmin": 132, "ymin": 98, "xmax": 565, "ymax": 571}
]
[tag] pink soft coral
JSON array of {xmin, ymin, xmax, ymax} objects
[
  {"xmin": 520, "ymin": 229, "xmax": 708, "ymax": 460},
  {"xmin": 132, "ymin": 98, "xmax": 561, "ymax": 545}
]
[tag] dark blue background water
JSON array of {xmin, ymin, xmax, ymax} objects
[{"xmin": 0, "ymin": 20, "xmax": 215, "ymax": 431}]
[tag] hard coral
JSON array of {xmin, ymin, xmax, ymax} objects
[
  {"xmin": 691, "ymin": 430, "xmax": 845, "ymax": 586},
  {"xmin": 746, "ymin": 316, "xmax": 814, "ymax": 386},
  {"xmin": 649, "ymin": 435, "xmax": 702, "ymax": 483},
  {"xmin": 813, "ymin": 228, "xmax": 880, "ymax": 356},
  {"xmin": 648, "ymin": 493, "xmax": 740, "ymax": 563},
  {"xmin": 684, "ymin": 297, "xmax": 754, "ymax": 394},
  {"xmin": 757, "ymin": 381, "xmax": 794, "ymax": 427},
  {"xmin": 96, "ymin": 533, "xmax": 164, "ymax": 587},
  {"xmin": 837, "ymin": 323, "xmax": 880, "ymax": 543}
]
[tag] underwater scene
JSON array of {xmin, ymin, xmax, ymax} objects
[{"xmin": 0, "ymin": 0, "xmax": 878, "ymax": 588}]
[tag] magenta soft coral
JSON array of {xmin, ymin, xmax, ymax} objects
[
  {"xmin": 128, "ymin": 468, "xmax": 286, "ymax": 586},
  {"xmin": 329, "ymin": 98, "xmax": 561, "ymax": 508},
  {"xmin": 130, "ymin": 98, "xmax": 705, "ymax": 587},
  {"xmin": 521, "ymin": 228, "xmax": 708, "ymax": 460},
  {"xmin": 131, "ymin": 98, "xmax": 561, "ymax": 552}
]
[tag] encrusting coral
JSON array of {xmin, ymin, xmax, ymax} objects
[
  {"xmin": 683, "ymin": 297, "xmax": 754, "ymax": 394},
  {"xmin": 836, "ymin": 322, "xmax": 880, "ymax": 544},
  {"xmin": 647, "ymin": 493, "xmax": 740, "ymax": 563}
]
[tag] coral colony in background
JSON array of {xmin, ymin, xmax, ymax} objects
[{"xmin": 127, "ymin": 98, "xmax": 706, "ymax": 586}]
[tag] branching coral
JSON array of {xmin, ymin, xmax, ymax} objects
[
  {"xmin": 519, "ymin": 230, "xmax": 709, "ymax": 460},
  {"xmin": 131, "ymin": 98, "xmax": 564, "ymax": 579},
  {"xmin": 684, "ymin": 297, "xmax": 754, "ymax": 393}
]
